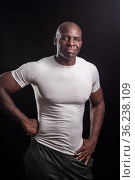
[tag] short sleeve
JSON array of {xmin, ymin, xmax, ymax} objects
[
  {"xmin": 91, "ymin": 66, "xmax": 100, "ymax": 93},
  {"xmin": 12, "ymin": 62, "xmax": 40, "ymax": 88}
]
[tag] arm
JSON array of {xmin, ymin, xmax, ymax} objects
[
  {"xmin": 0, "ymin": 72, "xmax": 38, "ymax": 135},
  {"xmin": 75, "ymin": 87, "xmax": 105, "ymax": 164}
]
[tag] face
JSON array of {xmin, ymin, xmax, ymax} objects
[{"xmin": 54, "ymin": 23, "xmax": 82, "ymax": 60}]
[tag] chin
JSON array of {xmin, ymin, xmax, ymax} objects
[
  {"xmin": 63, "ymin": 54, "xmax": 77, "ymax": 60},
  {"xmin": 64, "ymin": 56, "xmax": 74, "ymax": 60}
]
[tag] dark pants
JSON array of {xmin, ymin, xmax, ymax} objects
[{"xmin": 24, "ymin": 139, "xmax": 93, "ymax": 180}]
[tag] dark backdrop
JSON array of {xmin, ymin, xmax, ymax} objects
[{"xmin": 0, "ymin": 1, "xmax": 120, "ymax": 180}]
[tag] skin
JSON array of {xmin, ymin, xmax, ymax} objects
[
  {"xmin": 0, "ymin": 72, "xmax": 38, "ymax": 135},
  {"xmin": 54, "ymin": 22, "xmax": 82, "ymax": 65},
  {"xmin": 75, "ymin": 87, "xmax": 105, "ymax": 164},
  {"xmin": 0, "ymin": 22, "xmax": 105, "ymax": 165}
]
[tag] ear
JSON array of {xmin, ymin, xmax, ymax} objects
[{"xmin": 54, "ymin": 37, "xmax": 57, "ymax": 46}]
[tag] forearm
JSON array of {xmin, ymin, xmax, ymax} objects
[
  {"xmin": 75, "ymin": 102, "xmax": 105, "ymax": 163},
  {"xmin": 0, "ymin": 87, "xmax": 29, "ymax": 126},
  {"xmin": 89, "ymin": 102, "xmax": 105, "ymax": 142}
]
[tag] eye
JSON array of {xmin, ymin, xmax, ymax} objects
[
  {"xmin": 61, "ymin": 36, "xmax": 68, "ymax": 41},
  {"xmin": 74, "ymin": 38, "xmax": 81, "ymax": 42}
]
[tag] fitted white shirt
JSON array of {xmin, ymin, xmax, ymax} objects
[{"xmin": 12, "ymin": 56, "xmax": 100, "ymax": 155}]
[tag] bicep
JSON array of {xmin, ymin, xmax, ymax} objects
[
  {"xmin": 0, "ymin": 71, "xmax": 22, "ymax": 94},
  {"xmin": 89, "ymin": 87, "xmax": 104, "ymax": 107}
]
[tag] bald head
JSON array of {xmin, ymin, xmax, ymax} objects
[
  {"xmin": 56, "ymin": 21, "xmax": 82, "ymax": 39},
  {"xmin": 54, "ymin": 21, "xmax": 82, "ymax": 62}
]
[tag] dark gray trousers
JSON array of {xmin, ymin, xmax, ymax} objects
[{"xmin": 24, "ymin": 139, "xmax": 93, "ymax": 180}]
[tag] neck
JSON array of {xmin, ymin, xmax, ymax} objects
[{"xmin": 54, "ymin": 55, "xmax": 76, "ymax": 66}]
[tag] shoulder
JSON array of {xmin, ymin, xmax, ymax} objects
[
  {"xmin": 18, "ymin": 56, "xmax": 54, "ymax": 73},
  {"xmin": 31, "ymin": 55, "xmax": 54, "ymax": 68},
  {"xmin": 36, "ymin": 56, "xmax": 54, "ymax": 65},
  {"xmin": 12, "ymin": 56, "xmax": 54, "ymax": 82},
  {"xmin": 77, "ymin": 56, "xmax": 98, "ymax": 72}
]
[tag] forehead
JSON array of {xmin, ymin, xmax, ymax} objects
[{"xmin": 58, "ymin": 24, "xmax": 82, "ymax": 38}]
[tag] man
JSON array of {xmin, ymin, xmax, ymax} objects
[{"xmin": 0, "ymin": 22, "xmax": 105, "ymax": 180}]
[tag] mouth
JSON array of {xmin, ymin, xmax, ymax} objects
[{"xmin": 64, "ymin": 49, "xmax": 76, "ymax": 53}]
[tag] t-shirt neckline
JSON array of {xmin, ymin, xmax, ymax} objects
[{"xmin": 53, "ymin": 55, "xmax": 77, "ymax": 68}]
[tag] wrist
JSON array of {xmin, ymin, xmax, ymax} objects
[
  {"xmin": 88, "ymin": 136, "xmax": 98, "ymax": 144},
  {"xmin": 15, "ymin": 110, "xmax": 29, "ymax": 126}
]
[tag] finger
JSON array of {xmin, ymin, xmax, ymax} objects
[
  {"xmin": 27, "ymin": 133, "xmax": 31, "ymax": 136},
  {"xmin": 74, "ymin": 146, "xmax": 85, "ymax": 155},
  {"xmin": 74, "ymin": 147, "xmax": 82, "ymax": 155},
  {"xmin": 85, "ymin": 155, "xmax": 90, "ymax": 165},
  {"xmin": 78, "ymin": 153, "xmax": 88, "ymax": 162},
  {"xmin": 76, "ymin": 151, "xmax": 87, "ymax": 160},
  {"xmin": 27, "ymin": 132, "xmax": 36, "ymax": 136}
]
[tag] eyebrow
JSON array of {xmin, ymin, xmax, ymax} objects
[{"xmin": 61, "ymin": 35, "xmax": 81, "ymax": 38}]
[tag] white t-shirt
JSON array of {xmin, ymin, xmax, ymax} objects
[{"xmin": 12, "ymin": 56, "xmax": 100, "ymax": 155}]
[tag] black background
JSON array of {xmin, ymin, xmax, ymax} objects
[{"xmin": 0, "ymin": 0, "xmax": 120, "ymax": 180}]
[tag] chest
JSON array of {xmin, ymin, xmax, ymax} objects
[{"xmin": 35, "ymin": 67, "xmax": 93, "ymax": 104}]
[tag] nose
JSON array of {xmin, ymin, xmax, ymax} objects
[{"xmin": 67, "ymin": 37, "xmax": 75, "ymax": 46}]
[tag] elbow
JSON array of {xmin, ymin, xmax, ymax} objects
[{"xmin": 92, "ymin": 99, "xmax": 105, "ymax": 109}]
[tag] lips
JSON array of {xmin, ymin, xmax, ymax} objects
[{"xmin": 64, "ymin": 49, "xmax": 76, "ymax": 53}]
